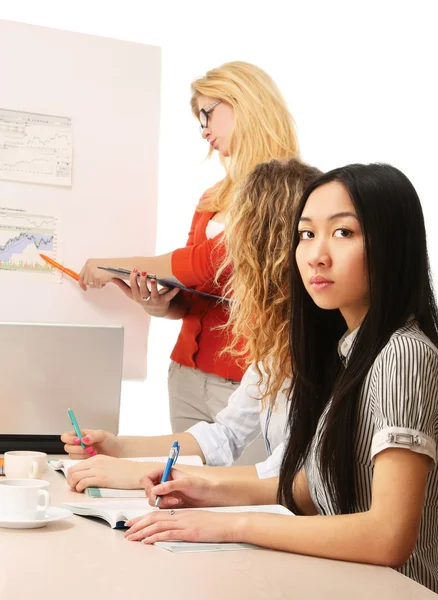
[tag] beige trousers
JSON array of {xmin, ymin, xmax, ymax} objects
[{"xmin": 168, "ymin": 361, "xmax": 267, "ymax": 466}]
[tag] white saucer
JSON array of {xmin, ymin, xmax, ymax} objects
[{"xmin": 0, "ymin": 506, "xmax": 73, "ymax": 529}]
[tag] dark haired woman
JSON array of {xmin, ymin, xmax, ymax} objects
[{"xmin": 123, "ymin": 163, "xmax": 438, "ymax": 593}]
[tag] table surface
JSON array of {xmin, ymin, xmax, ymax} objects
[{"xmin": 0, "ymin": 460, "xmax": 437, "ymax": 600}]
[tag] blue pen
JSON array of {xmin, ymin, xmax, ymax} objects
[
  {"xmin": 67, "ymin": 408, "xmax": 87, "ymax": 450},
  {"xmin": 154, "ymin": 440, "xmax": 180, "ymax": 507}
]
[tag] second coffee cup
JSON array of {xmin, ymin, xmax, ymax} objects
[{"xmin": 4, "ymin": 451, "xmax": 47, "ymax": 479}]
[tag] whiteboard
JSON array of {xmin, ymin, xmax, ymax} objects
[{"xmin": 0, "ymin": 20, "xmax": 161, "ymax": 379}]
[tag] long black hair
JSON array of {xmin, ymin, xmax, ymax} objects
[{"xmin": 278, "ymin": 163, "xmax": 438, "ymax": 514}]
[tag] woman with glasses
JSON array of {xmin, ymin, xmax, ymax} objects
[{"xmin": 77, "ymin": 61, "xmax": 300, "ymax": 434}]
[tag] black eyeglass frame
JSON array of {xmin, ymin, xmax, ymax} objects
[{"xmin": 199, "ymin": 100, "xmax": 222, "ymax": 130}]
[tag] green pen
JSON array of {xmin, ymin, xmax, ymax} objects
[{"xmin": 67, "ymin": 408, "xmax": 87, "ymax": 449}]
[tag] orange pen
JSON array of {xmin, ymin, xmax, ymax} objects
[{"xmin": 39, "ymin": 253, "xmax": 79, "ymax": 281}]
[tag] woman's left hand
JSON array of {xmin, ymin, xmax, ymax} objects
[
  {"xmin": 124, "ymin": 509, "xmax": 243, "ymax": 545},
  {"xmin": 111, "ymin": 270, "xmax": 180, "ymax": 317}
]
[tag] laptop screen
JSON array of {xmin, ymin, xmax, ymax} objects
[{"xmin": 0, "ymin": 323, "xmax": 123, "ymax": 438}]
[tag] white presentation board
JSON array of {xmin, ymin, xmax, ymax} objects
[{"xmin": 0, "ymin": 20, "xmax": 161, "ymax": 379}]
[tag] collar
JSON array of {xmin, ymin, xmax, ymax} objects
[
  {"xmin": 337, "ymin": 316, "xmax": 417, "ymax": 364},
  {"xmin": 337, "ymin": 327, "xmax": 359, "ymax": 363}
]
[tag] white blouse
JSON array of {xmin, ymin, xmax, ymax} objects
[
  {"xmin": 205, "ymin": 219, "xmax": 225, "ymax": 239},
  {"xmin": 187, "ymin": 362, "xmax": 288, "ymax": 478}
]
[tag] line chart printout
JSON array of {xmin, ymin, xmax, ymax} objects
[
  {"xmin": 0, "ymin": 206, "xmax": 62, "ymax": 282},
  {"xmin": 0, "ymin": 109, "xmax": 72, "ymax": 186}
]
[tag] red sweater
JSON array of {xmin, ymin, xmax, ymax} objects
[{"xmin": 170, "ymin": 209, "xmax": 245, "ymax": 382}]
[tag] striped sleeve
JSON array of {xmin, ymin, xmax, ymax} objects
[{"xmin": 371, "ymin": 335, "xmax": 438, "ymax": 466}]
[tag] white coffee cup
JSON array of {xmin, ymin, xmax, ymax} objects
[
  {"xmin": 0, "ymin": 479, "xmax": 50, "ymax": 520},
  {"xmin": 4, "ymin": 451, "xmax": 47, "ymax": 479}
]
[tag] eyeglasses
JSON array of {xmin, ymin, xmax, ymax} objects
[{"xmin": 199, "ymin": 100, "xmax": 221, "ymax": 130}]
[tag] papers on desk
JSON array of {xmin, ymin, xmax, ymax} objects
[
  {"xmin": 154, "ymin": 542, "xmax": 257, "ymax": 552},
  {"xmin": 49, "ymin": 455, "xmax": 203, "ymax": 498},
  {"xmin": 61, "ymin": 500, "xmax": 293, "ymax": 552}
]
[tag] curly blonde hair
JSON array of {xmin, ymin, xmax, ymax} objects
[
  {"xmin": 219, "ymin": 158, "xmax": 322, "ymax": 405},
  {"xmin": 190, "ymin": 61, "xmax": 299, "ymax": 212}
]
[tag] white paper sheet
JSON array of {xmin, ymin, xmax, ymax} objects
[{"xmin": 0, "ymin": 108, "xmax": 72, "ymax": 186}]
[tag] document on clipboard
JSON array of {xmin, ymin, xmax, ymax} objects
[{"xmin": 97, "ymin": 266, "xmax": 229, "ymax": 302}]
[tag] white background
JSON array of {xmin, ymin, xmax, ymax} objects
[{"xmin": 1, "ymin": 0, "xmax": 436, "ymax": 437}]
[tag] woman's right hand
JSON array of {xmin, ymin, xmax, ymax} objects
[
  {"xmin": 141, "ymin": 467, "xmax": 221, "ymax": 509},
  {"xmin": 110, "ymin": 270, "xmax": 180, "ymax": 317},
  {"xmin": 61, "ymin": 429, "xmax": 121, "ymax": 460},
  {"xmin": 78, "ymin": 258, "xmax": 115, "ymax": 291}
]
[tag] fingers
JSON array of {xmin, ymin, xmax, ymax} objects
[
  {"xmin": 79, "ymin": 263, "xmax": 96, "ymax": 290},
  {"xmin": 148, "ymin": 278, "xmax": 159, "ymax": 300},
  {"xmin": 80, "ymin": 429, "xmax": 107, "ymax": 445},
  {"xmin": 142, "ymin": 472, "xmax": 193, "ymax": 507},
  {"xmin": 61, "ymin": 429, "xmax": 102, "ymax": 457},
  {"xmin": 67, "ymin": 462, "xmax": 91, "ymax": 489},
  {"xmin": 150, "ymin": 495, "xmax": 181, "ymax": 509},
  {"xmin": 72, "ymin": 476, "xmax": 101, "ymax": 493},
  {"xmin": 62, "ymin": 437, "xmax": 91, "ymax": 458},
  {"xmin": 140, "ymin": 470, "xmax": 164, "ymax": 497},
  {"xmin": 159, "ymin": 286, "xmax": 180, "ymax": 301},
  {"xmin": 133, "ymin": 272, "xmax": 179, "ymax": 305},
  {"xmin": 124, "ymin": 515, "xmax": 144, "ymax": 529},
  {"xmin": 139, "ymin": 272, "xmax": 152, "ymax": 302},
  {"xmin": 127, "ymin": 269, "xmax": 145, "ymax": 303},
  {"xmin": 151, "ymin": 473, "xmax": 191, "ymax": 497},
  {"xmin": 67, "ymin": 460, "xmax": 100, "ymax": 492},
  {"xmin": 125, "ymin": 511, "xmax": 184, "ymax": 541},
  {"xmin": 129, "ymin": 524, "xmax": 182, "ymax": 543},
  {"xmin": 77, "ymin": 260, "xmax": 110, "ymax": 290},
  {"xmin": 141, "ymin": 472, "xmax": 180, "ymax": 507},
  {"xmin": 63, "ymin": 445, "xmax": 90, "ymax": 458},
  {"xmin": 61, "ymin": 430, "xmax": 79, "ymax": 444},
  {"xmin": 110, "ymin": 278, "xmax": 133, "ymax": 298},
  {"xmin": 141, "ymin": 530, "xmax": 184, "ymax": 544},
  {"xmin": 78, "ymin": 266, "xmax": 87, "ymax": 291}
]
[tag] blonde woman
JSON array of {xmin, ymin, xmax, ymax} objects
[
  {"xmin": 78, "ymin": 62, "xmax": 300, "ymax": 433},
  {"xmin": 62, "ymin": 159, "xmax": 322, "ymax": 493}
]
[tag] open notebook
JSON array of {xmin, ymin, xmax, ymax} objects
[
  {"xmin": 61, "ymin": 499, "xmax": 293, "ymax": 552},
  {"xmin": 49, "ymin": 455, "xmax": 203, "ymax": 498}
]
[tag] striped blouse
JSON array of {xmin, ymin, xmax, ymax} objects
[{"xmin": 304, "ymin": 320, "xmax": 438, "ymax": 592}]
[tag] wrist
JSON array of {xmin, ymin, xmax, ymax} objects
[
  {"xmin": 134, "ymin": 463, "xmax": 148, "ymax": 488},
  {"xmin": 210, "ymin": 479, "xmax": 233, "ymax": 506},
  {"xmin": 230, "ymin": 513, "xmax": 251, "ymax": 543},
  {"xmin": 111, "ymin": 435, "xmax": 124, "ymax": 458}
]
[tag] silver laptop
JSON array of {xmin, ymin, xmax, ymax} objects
[{"xmin": 0, "ymin": 323, "xmax": 124, "ymax": 436}]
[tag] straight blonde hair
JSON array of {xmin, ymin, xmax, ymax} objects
[{"xmin": 190, "ymin": 61, "xmax": 300, "ymax": 212}]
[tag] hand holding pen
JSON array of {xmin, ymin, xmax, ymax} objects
[
  {"xmin": 67, "ymin": 408, "xmax": 97, "ymax": 457},
  {"xmin": 154, "ymin": 441, "xmax": 180, "ymax": 507}
]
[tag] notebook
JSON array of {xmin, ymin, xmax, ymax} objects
[
  {"xmin": 49, "ymin": 455, "xmax": 203, "ymax": 498},
  {"xmin": 61, "ymin": 499, "xmax": 293, "ymax": 552},
  {"xmin": 97, "ymin": 267, "xmax": 229, "ymax": 303}
]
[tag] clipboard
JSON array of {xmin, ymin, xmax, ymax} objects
[{"xmin": 97, "ymin": 266, "xmax": 229, "ymax": 303}]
